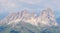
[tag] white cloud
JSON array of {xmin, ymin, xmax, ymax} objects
[
  {"xmin": 0, "ymin": 0, "xmax": 17, "ymax": 8},
  {"xmin": 0, "ymin": 0, "xmax": 8, "ymax": 3},
  {"xmin": 19, "ymin": 0, "xmax": 42, "ymax": 4},
  {"xmin": 6, "ymin": 2, "xmax": 17, "ymax": 8},
  {"xmin": 0, "ymin": 0, "xmax": 60, "ymax": 12},
  {"xmin": 0, "ymin": 0, "xmax": 19, "ymax": 13}
]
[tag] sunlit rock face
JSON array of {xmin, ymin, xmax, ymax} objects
[
  {"xmin": 38, "ymin": 8, "xmax": 58, "ymax": 26},
  {"xmin": 0, "ymin": 8, "xmax": 58, "ymax": 27}
]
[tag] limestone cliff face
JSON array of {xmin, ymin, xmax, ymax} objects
[
  {"xmin": 38, "ymin": 8, "xmax": 58, "ymax": 26},
  {"xmin": 0, "ymin": 8, "xmax": 58, "ymax": 26}
]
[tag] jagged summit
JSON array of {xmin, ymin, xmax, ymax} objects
[
  {"xmin": 39, "ymin": 8, "xmax": 58, "ymax": 26},
  {"xmin": 0, "ymin": 8, "xmax": 58, "ymax": 27}
]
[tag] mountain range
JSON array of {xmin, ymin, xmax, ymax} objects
[{"xmin": 0, "ymin": 8, "xmax": 60, "ymax": 33}]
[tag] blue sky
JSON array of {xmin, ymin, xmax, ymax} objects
[{"xmin": 0, "ymin": 0, "xmax": 60, "ymax": 18}]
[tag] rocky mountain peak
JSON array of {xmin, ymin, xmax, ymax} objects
[
  {"xmin": 39, "ymin": 8, "xmax": 58, "ymax": 26},
  {"xmin": 0, "ymin": 8, "xmax": 58, "ymax": 26}
]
